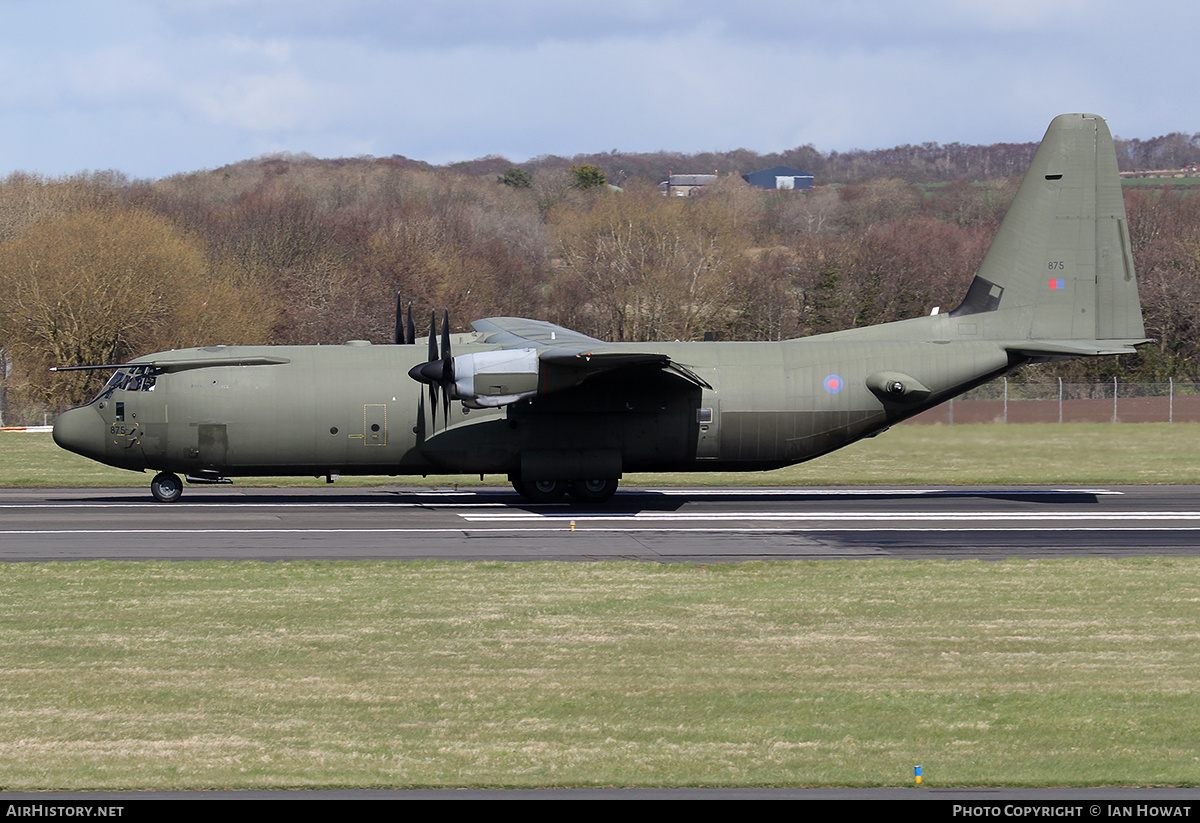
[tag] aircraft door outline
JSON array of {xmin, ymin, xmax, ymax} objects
[{"xmin": 354, "ymin": 403, "xmax": 387, "ymax": 446}]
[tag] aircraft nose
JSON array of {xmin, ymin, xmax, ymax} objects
[{"xmin": 52, "ymin": 405, "xmax": 106, "ymax": 461}]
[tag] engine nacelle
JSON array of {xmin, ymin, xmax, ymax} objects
[{"xmin": 452, "ymin": 348, "xmax": 541, "ymax": 407}]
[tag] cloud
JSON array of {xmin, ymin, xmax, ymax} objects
[{"xmin": 0, "ymin": 0, "xmax": 1194, "ymax": 177}]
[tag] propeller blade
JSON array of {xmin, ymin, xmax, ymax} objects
[
  {"xmin": 440, "ymin": 310, "xmax": 453, "ymax": 424},
  {"xmin": 428, "ymin": 310, "xmax": 439, "ymax": 427},
  {"xmin": 414, "ymin": 389, "xmax": 426, "ymax": 443},
  {"xmin": 406, "ymin": 309, "xmax": 461, "ymax": 432},
  {"xmin": 394, "ymin": 293, "xmax": 404, "ymax": 344},
  {"xmin": 406, "ymin": 304, "xmax": 415, "ymax": 346},
  {"xmin": 444, "ymin": 311, "xmax": 456, "ymax": 424},
  {"xmin": 428, "ymin": 311, "xmax": 438, "ymax": 362},
  {"xmin": 440, "ymin": 310, "xmax": 454, "ymax": 382}
]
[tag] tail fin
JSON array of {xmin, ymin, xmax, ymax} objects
[{"xmin": 952, "ymin": 113, "xmax": 1146, "ymax": 352}]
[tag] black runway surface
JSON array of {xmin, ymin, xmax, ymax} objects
[{"xmin": 4, "ymin": 484, "xmax": 1200, "ymax": 561}]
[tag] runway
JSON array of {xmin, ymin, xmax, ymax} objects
[{"xmin": 4, "ymin": 484, "xmax": 1200, "ymax": 561}]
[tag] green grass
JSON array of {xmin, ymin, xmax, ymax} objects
[
  {"xmin": 632, "ymin": 422, "xmax": 1200, "ymax": 486},
  {"xmin": 1, "ymin": 559, "xmax": 1198, "ymax": 789},
  {"xmin": 6, "ymin": 423, "xmax": 1200, "ymax": 489},
  {"xmin": 5, "ymin": 425, "xmax": 1199, "ymax": 789}
]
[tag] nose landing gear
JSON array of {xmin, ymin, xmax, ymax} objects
[{"xmin": 150, "ymin": 471, "xmax": 183, "ymax": 503}]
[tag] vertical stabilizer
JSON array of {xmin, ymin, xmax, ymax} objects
[{"xmin": 952, "ymin": 114, "xmax": 1145, "ymax": 345}]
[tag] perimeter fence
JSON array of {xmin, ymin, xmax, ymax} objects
[
  {"xmin": 912, "ymin": 379, "xmax": 1200, "ymax": 424},
  {"xmin": 3, "ymin": 380, "xmax": 1199, "ymax": 427}
]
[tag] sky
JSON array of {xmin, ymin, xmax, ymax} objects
[{"xmin": 1, "ymin": 0, "xmax": 1196, "ymax": 179}]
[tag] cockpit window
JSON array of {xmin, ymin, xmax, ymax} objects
[{"xmin": 98, "ymin": 365, "xmax": 158, "ymax": 400}]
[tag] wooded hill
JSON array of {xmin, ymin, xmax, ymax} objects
[
  {"xmin": 455, "ymin": 130, "xmax": 1200, "ymax": 185},
  {"xmin": 1, "ymin": 128, "xmax": 1198, "ymax": 419}
]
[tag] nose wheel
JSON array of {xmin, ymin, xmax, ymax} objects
[{"xmin": 150, "ymin": 471, "xmax": 183, "ymax": 503}]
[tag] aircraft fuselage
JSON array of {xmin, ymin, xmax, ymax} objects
[{"xmin": 54, "ymin": 330, "xmax": 1014, "ymax": 482}]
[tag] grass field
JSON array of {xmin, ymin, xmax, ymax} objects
[
  {"xmin": 2, "ymin": 559, "xmax": 1199, "ymax": 790},
  {"xmin": 3, "ymin": 424, "xmax": 1199, "ymax": 789},
  {"xmin": 5, "ymin": 422, "xmax": 1200, "ymax": 489}
]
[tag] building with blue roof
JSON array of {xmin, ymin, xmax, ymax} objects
[{"xmin": 741, "ymin": 166, "xmax": 814, "ymax": 190}]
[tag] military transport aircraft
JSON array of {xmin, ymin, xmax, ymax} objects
[{"xmin": 52, "ymin": 114, "xmax": 1146, "ymax": 503}]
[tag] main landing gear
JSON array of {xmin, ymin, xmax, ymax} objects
[
  {"xmin": 512, "ymin": 478, "xmax": 619, "ymax": 504},
  {"xmin": 150, "ymin": 471, "xmax": 183, "ymax": 503}
]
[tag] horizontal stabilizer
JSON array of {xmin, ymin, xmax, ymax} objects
[{"xmin": 1005, "ymin": 340, "xmax": 1149, "ymax": 359}]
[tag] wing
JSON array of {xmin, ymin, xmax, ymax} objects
[
  {"xmin": 51, "ymin": 354, "xmax": 291, "ymax": 374},
  {"xmin": 449, "ymin": 317, "xmax": 710, "ymax": 407},
  {"xmin": 471, "ymin": 317, "xmax": 607, "ymax": 349}
]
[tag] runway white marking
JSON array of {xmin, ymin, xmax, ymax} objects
[
  {"xmin": 646, "ymin": 487, "xmax": 1125, "ymax": 496},
  {"xmin": 460, "ymin": 511, "xmax": 1200, "ymax": 522},
  {"xmin": 0, "ymin": 487, "xmax": 1125, "ymax": 510},
  {"xmin": 4, "ymin": 511, "xmax": 1197, "ymax": 533},
  {"xmin": 6, "ymin": 523, "xmax": 1200, "ymax": 536},
  {"xmin": 5, "ymin": 488, "xmax": 1184, "ymax": 539},
  {"xmin": 0, "ymin": 502, "xmax": 507, "ymax": 510}
]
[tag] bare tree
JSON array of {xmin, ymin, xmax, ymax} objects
[{"xmin": 0, "ymin": 208, "xmax": 271, "ymax": 407}]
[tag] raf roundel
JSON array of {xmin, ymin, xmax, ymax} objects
[{"xmin": 824, "ymin": 374, "xmax": 844, "ymax": 394}]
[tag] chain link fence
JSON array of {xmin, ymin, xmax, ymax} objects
[
  {"xmin": 6, "ymin": 378, "xmax": 1200, "ymax": 428},
  {"xmin": 913, "ymin": 379, "xmax": 1200, "ymax": 424}
]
